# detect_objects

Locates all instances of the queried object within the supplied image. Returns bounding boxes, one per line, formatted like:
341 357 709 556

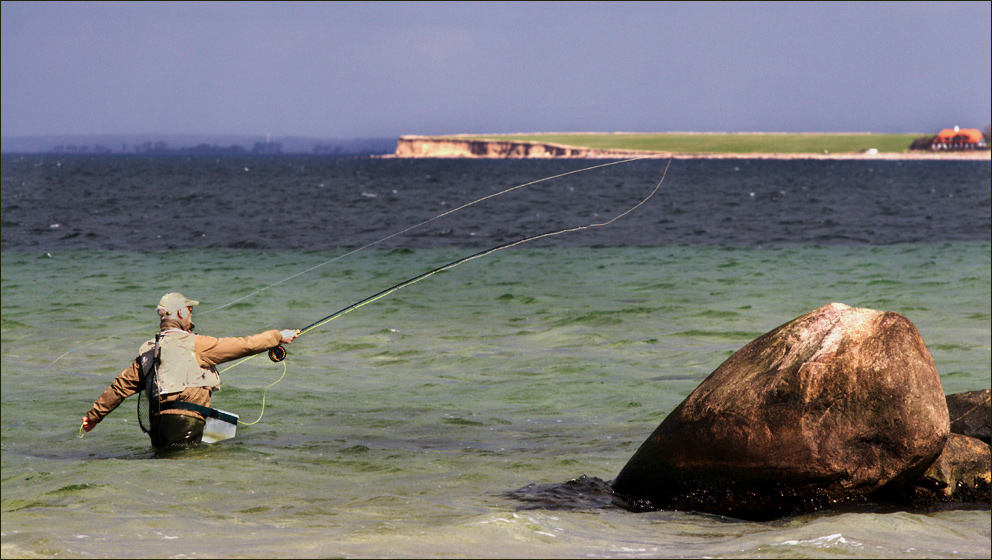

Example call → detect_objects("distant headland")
393 132 992 160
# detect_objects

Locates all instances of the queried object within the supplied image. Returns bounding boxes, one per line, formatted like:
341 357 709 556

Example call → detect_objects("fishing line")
198 156 656 316
235 359 288 426
50 156 653 368
230 157 672 396
297 163 670 338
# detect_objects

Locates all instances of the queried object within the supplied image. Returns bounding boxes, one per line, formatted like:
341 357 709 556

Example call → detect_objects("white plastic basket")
202 409 239 443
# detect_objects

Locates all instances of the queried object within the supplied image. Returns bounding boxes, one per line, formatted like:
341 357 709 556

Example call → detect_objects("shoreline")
391 135 991 161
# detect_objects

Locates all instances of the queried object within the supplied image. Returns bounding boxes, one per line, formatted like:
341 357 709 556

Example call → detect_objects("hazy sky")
2 1 990 139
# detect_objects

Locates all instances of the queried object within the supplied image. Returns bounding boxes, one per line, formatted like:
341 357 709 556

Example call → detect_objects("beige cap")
157 292 200 315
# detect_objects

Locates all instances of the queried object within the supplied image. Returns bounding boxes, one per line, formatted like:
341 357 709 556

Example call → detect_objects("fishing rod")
266 159 672 363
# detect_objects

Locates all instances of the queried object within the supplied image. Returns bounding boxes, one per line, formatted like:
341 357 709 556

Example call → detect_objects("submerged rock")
505 475 619 511
612 303 950 520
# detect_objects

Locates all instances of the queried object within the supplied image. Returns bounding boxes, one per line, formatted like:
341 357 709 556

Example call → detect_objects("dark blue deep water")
2 156 988 251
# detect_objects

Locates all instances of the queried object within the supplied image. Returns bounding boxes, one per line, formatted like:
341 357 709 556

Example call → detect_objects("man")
81 292 298 449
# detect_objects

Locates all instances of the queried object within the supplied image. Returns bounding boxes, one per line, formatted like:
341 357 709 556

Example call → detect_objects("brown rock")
900 433 991 506
612 303 950 520
947 389 991 444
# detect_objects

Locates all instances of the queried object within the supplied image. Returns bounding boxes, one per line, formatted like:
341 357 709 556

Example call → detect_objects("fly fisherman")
80 292 298 449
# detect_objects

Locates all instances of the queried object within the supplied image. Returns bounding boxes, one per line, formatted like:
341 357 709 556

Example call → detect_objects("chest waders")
135 331 239 446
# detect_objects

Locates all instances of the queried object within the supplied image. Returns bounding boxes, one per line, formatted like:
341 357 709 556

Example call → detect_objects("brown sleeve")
85 358 144 425
194 330 283 368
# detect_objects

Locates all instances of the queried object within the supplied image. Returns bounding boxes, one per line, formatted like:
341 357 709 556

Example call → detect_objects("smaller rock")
900 433 991 507
947 389 991 444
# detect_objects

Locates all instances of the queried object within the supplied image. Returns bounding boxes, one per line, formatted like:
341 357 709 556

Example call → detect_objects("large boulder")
612 303 950 520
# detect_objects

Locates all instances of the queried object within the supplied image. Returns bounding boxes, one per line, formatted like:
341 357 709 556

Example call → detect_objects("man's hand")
81 416 95 432
280 329 300 344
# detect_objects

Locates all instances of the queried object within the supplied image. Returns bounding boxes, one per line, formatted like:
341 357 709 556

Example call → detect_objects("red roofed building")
931 126 988 151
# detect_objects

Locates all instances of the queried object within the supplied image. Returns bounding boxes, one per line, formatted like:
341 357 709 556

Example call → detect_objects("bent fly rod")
265 159 672 363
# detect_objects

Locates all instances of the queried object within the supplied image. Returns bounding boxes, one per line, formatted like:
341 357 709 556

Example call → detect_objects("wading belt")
159 402 238 425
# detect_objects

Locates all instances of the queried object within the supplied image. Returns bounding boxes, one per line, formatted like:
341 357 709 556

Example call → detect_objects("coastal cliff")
394 135 645 159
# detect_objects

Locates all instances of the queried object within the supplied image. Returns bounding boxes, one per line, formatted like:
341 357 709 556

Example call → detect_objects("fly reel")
268 345 287 362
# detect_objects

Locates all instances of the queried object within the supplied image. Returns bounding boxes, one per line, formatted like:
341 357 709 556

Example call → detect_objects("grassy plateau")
457 132 925 154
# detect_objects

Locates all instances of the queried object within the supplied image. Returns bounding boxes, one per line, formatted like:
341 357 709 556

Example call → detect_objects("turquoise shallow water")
2 243 989 558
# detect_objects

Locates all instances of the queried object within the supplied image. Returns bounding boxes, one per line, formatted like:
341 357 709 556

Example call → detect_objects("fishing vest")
139 330 221 396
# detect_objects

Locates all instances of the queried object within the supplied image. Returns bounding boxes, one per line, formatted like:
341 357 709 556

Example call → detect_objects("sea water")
1 156 989 558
